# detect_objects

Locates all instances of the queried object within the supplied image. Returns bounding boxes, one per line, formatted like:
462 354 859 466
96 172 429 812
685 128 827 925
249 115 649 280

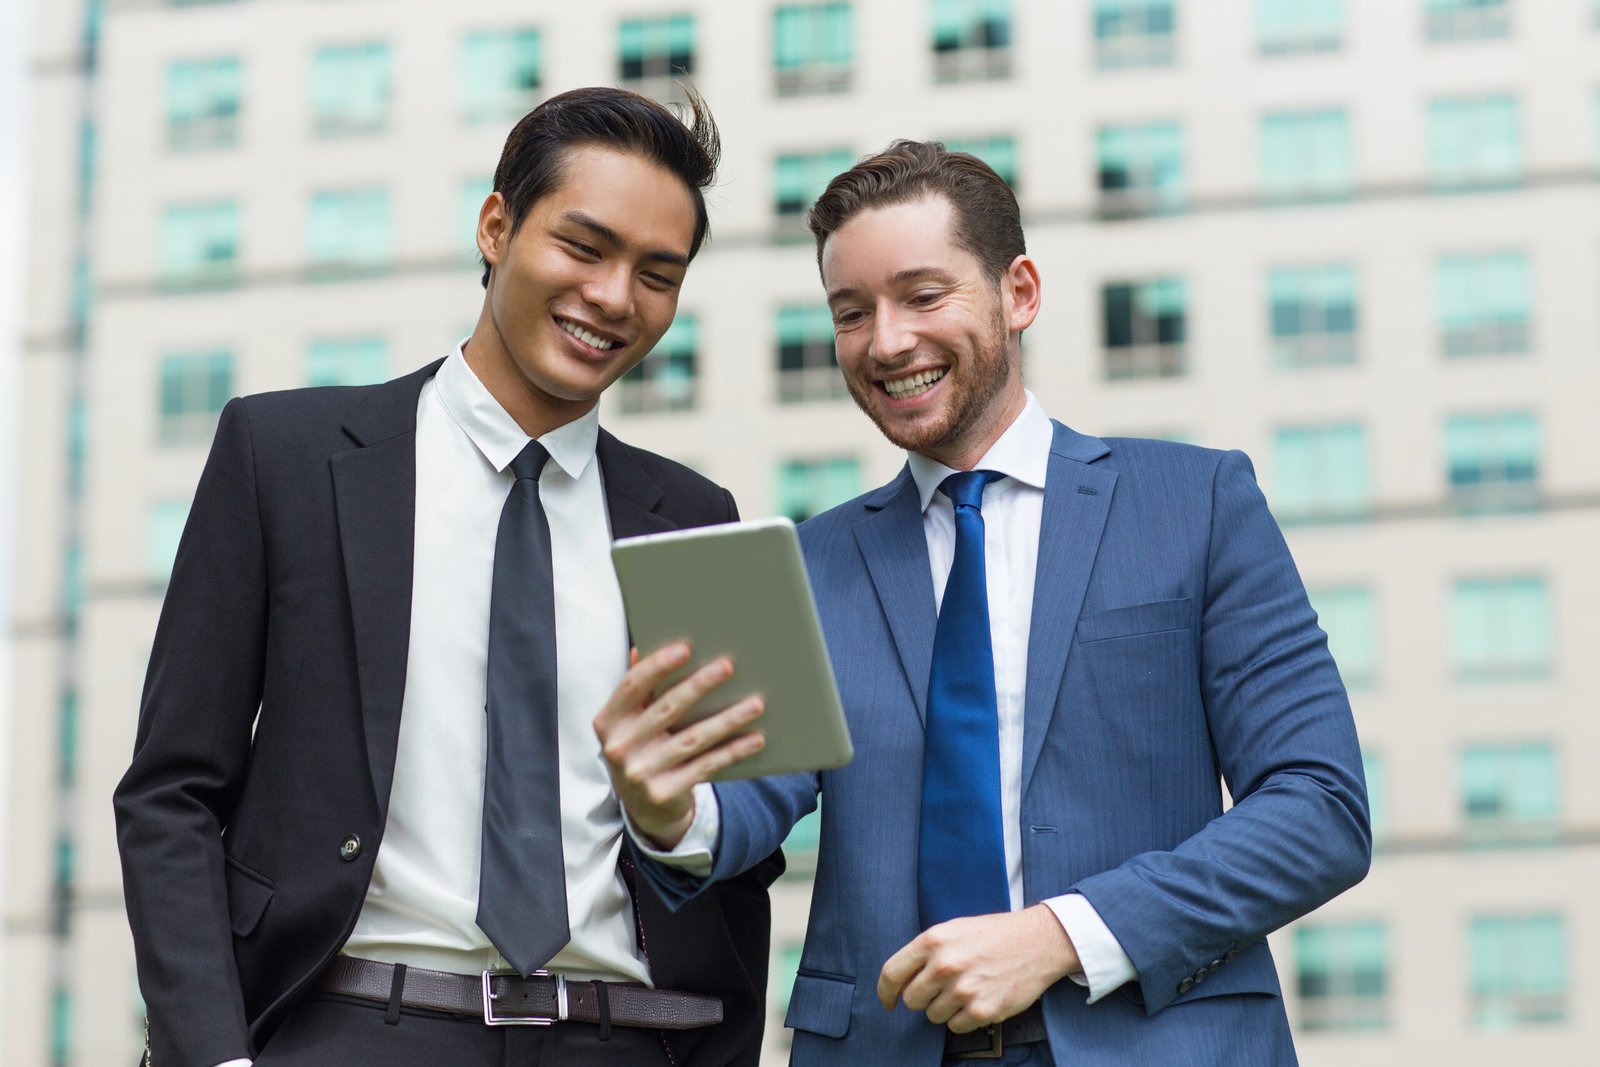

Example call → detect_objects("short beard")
843 305 1014 458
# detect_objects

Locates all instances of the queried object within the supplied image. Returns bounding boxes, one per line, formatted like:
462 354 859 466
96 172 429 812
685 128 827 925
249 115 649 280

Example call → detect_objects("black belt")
315 956 723 1030
944 1002 1048 1060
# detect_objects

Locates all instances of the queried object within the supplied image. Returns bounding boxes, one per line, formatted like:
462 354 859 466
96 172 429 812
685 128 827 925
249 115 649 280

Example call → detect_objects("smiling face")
822 195 1039 469
468 143 697 437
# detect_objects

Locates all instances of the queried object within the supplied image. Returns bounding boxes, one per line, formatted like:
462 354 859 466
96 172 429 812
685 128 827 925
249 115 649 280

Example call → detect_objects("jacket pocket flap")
784 972 854 1038
1077 597 1193 643
224 855 274 938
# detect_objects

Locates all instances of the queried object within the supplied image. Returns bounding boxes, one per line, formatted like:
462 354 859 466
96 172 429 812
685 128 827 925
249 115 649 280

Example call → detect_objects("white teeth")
883 369 946 399
558 318 617 351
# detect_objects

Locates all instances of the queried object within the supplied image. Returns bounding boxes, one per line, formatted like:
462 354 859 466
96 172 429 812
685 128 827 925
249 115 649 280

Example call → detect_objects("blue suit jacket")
643 423 1370 1066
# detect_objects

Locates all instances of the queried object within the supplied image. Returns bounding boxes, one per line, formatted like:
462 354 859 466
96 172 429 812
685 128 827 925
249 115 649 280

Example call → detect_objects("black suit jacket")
114 359 781 1067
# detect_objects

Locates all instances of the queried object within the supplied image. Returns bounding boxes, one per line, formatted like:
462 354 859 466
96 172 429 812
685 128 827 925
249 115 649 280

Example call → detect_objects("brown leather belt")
315 956 723 1030
943 1002 1048 1059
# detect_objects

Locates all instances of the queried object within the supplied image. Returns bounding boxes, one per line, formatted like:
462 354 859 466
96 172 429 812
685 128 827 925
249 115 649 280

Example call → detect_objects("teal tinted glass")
1269 264 1357 365
158 350 233 445
1097 122 1184 208
777 305 835 346
945 134 1018 189
308 188 392 268
774 149 853 216
1429 95 1521 187
461 29 541 123
1256 0 1344 52
311 42 390 134
1435 252 1530 356
1470 914 1566 1026
774 3 853 69
1294 920 1387 1030
1462 743 1558 826
160 201 239 284
1260 109 1352 200
619 314 698 412
778 457 860 521
1445 411 1538 492
1361 751 1385 840
1307 585 1377 687
460 176 493 258
307 337 388 387
166 56 242 148
1271 424 1368 520
1450 576 1550 681
148 499 192 580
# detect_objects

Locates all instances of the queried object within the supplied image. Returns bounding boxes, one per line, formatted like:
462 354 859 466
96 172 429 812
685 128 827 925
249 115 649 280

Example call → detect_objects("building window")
774 2 853 95
931 0 1013 82
1362 751 1386 843
307 336 388 387
1307 585 1377 688
461 29 541 124
618 14 695 100
1428 95 1521 189
776 306 846 403
774 148 853 234
1445 411 1538 510
777 456 860 521
1295 922 1387 1031
1436 252 1530 357
311 42 391 137
616 315 697 414
308 188 392 274
1256 0 1344 55
1470 915 1566 1028
160 200 240 289
1271 423 1368 522
1462 743 1558 843
944 134 1019 192
158 350 233 445
166 56 242 150
1269 264 1357 367
1096 121 1184 217
1102 278 1186 380
148 499 191 581
1260 109 1352 202
1451 576 1550 682
460 176 493 261
1093 0 1176 69
1426 0 1511 43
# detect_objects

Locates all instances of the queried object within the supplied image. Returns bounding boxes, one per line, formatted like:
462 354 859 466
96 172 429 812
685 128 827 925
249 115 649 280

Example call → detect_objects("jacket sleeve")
1070 449 1372 1014
113 398 268 1066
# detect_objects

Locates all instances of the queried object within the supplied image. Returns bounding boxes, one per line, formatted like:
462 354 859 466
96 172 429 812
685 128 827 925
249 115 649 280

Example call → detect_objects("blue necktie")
477 440 569 975
918 469 1009 929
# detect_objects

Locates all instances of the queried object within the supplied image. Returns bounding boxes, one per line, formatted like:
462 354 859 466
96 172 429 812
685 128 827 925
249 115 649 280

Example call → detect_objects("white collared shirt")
340 343 650 983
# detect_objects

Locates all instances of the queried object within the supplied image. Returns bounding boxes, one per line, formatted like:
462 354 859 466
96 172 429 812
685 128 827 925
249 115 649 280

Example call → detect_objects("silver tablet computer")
610 517 853 781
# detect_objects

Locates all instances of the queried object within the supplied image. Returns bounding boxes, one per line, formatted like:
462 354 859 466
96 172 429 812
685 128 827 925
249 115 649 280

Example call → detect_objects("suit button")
1192 969 1207 984
1177 978 1194 994
1209 958 1223 971
339 834 362 861
1225 948 1240 962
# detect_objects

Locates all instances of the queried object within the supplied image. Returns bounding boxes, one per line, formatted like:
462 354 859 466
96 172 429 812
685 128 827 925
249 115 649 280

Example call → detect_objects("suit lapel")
1022 422 1115 791
329 359 440 809
596 429 679 539
853 468 938 725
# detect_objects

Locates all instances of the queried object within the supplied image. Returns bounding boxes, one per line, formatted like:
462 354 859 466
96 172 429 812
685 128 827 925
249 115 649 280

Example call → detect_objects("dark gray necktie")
476 439 568 975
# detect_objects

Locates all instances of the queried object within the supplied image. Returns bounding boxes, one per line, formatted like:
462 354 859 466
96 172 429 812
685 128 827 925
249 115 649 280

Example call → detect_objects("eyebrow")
563 211 691 269
826 266 957 305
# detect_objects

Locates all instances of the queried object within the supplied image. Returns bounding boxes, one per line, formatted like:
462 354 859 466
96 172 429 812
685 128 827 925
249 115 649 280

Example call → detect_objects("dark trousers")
253 993 672 1066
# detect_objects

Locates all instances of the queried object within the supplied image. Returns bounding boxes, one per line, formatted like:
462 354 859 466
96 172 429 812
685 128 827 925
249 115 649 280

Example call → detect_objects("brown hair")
807 140 1024 284
483 84 720 287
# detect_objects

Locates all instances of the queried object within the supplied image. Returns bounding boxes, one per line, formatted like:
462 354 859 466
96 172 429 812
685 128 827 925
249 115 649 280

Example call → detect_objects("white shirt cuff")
623 782 718 878
1043 893 1138 1004
210 1060 252 1067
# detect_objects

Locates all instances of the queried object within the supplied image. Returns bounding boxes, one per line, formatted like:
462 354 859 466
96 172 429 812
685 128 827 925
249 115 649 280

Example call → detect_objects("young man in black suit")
114 86 779 1067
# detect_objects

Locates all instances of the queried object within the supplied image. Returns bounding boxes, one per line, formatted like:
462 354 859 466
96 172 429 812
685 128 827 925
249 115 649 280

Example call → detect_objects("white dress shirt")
214 349 650 1066
641 392 1137 1004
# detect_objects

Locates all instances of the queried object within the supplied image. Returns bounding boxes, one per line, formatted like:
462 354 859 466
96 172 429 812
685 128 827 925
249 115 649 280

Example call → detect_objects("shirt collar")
434 340 600 480
907 390 1052 513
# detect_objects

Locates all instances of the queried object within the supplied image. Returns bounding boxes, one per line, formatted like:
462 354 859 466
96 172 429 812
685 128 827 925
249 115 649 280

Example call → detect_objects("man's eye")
566 240 599 257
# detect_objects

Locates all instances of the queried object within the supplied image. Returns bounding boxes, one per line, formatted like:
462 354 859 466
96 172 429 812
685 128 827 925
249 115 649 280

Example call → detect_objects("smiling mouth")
882 369 946 400
556 317 620 352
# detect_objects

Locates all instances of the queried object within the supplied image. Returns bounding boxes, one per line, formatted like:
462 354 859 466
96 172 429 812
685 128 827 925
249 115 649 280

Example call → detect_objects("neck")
463 311 595 440
919 383 1028 472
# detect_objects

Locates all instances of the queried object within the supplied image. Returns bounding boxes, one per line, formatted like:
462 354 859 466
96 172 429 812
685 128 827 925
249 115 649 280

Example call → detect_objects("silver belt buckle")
481 969 566 1026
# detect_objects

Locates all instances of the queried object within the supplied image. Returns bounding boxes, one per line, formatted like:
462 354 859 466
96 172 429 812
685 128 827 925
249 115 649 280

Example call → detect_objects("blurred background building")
5 0 1598 1064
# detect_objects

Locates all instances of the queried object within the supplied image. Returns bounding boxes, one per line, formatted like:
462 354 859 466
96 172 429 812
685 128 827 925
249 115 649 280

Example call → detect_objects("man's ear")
478 191 509 269
1003 254 1042 334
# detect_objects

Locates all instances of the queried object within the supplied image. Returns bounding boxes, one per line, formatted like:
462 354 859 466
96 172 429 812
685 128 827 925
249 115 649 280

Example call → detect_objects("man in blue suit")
596 141 1371 1065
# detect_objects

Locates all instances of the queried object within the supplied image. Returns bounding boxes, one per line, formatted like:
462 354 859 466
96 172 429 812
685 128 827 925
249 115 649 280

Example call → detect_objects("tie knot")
510 440 550 482
940 469 1001 511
